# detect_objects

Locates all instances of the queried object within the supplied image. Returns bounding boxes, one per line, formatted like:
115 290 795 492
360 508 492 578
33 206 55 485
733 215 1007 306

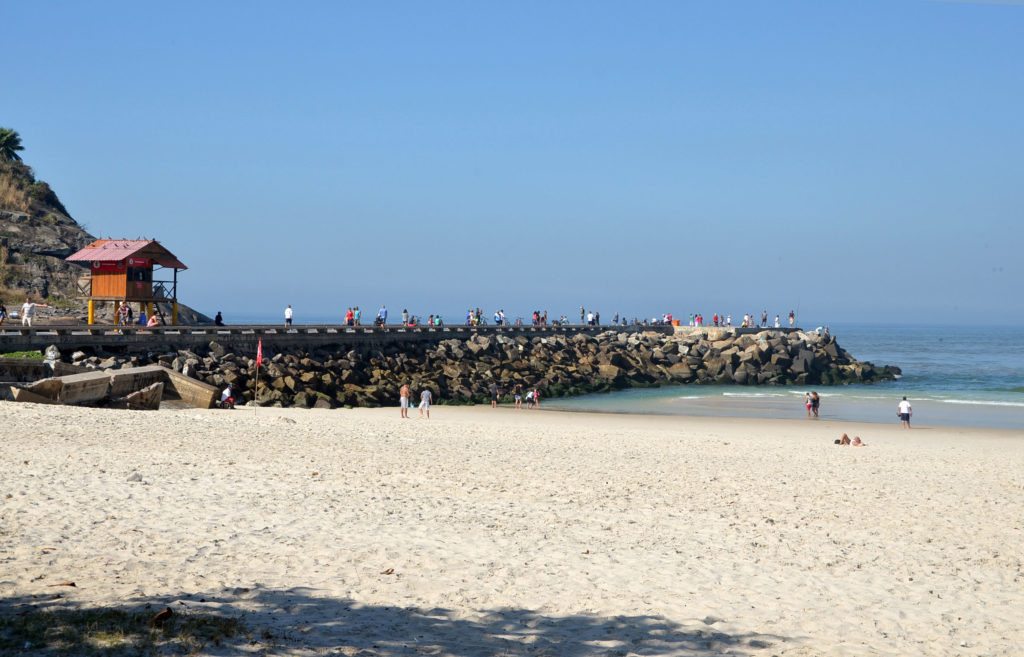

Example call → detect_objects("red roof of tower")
66 239 188 270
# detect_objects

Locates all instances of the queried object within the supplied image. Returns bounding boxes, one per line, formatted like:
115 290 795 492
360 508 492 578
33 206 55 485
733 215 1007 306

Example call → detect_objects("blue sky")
4 0 1022 325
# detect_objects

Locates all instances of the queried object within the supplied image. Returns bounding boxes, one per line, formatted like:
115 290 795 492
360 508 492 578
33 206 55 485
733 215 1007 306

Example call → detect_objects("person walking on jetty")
898 396 913 428
419 388 433 419
0 300 7 325
377 305 387 326
399 383 411 418
21 297 46 327
402 309 409 326
789 310 795 328
284 304 294 327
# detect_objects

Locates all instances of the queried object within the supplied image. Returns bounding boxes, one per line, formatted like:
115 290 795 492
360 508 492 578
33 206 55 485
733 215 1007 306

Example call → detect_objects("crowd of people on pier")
269 303 803 331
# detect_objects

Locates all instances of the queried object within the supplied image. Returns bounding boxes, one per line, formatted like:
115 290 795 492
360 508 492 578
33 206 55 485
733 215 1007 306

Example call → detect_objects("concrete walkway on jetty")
0 322 803 354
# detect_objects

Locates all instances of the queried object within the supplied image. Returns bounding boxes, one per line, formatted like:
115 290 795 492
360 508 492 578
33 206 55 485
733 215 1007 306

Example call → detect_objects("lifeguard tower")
66 239 188 325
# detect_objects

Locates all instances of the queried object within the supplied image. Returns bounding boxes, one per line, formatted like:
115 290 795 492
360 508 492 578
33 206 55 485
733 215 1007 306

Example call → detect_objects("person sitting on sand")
852 436 866 447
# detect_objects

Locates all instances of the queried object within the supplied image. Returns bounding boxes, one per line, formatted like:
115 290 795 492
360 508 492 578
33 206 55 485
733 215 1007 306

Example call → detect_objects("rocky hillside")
0 160 93 305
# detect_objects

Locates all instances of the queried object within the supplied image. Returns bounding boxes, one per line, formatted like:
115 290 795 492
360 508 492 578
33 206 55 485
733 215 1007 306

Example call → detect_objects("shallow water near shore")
545 324 1024 431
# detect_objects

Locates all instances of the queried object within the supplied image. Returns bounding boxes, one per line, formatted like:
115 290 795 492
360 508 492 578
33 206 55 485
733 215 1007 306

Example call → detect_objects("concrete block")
57 370 111 404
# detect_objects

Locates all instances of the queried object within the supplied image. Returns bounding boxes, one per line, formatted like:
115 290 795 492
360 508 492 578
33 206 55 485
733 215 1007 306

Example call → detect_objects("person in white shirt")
21 298 46 327
897 397 913 428
220 385 235 409
284 305 294 327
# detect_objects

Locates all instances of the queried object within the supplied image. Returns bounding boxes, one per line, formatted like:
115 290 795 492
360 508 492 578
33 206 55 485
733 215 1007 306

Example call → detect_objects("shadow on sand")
2 586 793 655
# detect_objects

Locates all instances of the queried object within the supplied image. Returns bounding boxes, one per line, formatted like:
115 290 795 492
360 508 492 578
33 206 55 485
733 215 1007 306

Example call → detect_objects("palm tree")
0 128 25 162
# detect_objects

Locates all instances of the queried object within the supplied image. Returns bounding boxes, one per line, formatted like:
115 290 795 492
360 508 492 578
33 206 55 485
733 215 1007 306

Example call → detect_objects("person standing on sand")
811 391 820 418
285 305 293 327
805 392 812 418
513 383 523 409
490 381 499 408
419 388 433 419
898 396 913 428
399 383 411 418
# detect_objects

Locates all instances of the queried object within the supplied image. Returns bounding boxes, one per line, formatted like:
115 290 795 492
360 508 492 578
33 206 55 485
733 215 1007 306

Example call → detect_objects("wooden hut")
66 239 188 325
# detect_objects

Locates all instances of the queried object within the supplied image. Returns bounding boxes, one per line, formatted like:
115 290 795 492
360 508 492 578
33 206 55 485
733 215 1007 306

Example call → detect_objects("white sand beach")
2 402 1022 656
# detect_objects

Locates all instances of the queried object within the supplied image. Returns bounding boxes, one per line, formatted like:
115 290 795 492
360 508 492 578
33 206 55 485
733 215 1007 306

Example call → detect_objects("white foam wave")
722 392 786 398
938 399 1024 408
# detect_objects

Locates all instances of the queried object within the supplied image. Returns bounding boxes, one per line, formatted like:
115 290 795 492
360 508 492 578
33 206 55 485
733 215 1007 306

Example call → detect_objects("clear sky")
5 0 1022 325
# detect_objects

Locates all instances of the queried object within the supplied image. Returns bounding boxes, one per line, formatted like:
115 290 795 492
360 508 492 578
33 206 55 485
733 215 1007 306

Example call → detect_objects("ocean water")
544 324 1024 431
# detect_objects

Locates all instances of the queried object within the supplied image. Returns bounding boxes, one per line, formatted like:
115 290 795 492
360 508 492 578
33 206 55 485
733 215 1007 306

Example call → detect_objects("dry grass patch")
0 174 29 212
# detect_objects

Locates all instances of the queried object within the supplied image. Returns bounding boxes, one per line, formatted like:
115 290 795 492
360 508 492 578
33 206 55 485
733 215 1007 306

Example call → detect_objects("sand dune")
2 402 1022 655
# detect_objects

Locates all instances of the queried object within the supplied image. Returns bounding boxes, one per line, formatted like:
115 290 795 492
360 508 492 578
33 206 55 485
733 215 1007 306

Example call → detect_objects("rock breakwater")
51 328 899 408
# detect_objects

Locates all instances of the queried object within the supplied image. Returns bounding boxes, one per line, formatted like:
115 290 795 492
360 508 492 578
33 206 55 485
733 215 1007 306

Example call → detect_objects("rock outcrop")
47 329 900 408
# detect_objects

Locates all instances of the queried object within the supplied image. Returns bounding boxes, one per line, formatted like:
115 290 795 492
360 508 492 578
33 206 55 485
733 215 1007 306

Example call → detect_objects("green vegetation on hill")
0 127 24 162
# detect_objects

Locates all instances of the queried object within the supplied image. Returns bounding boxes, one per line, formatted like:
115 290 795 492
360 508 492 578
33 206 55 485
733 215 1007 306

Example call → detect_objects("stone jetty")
33 327 899 408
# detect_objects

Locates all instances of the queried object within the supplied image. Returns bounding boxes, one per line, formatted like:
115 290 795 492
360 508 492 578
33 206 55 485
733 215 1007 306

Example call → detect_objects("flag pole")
253 338 262 415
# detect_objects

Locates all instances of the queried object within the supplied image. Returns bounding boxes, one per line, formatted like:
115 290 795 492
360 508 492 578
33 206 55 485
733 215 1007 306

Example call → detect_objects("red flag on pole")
253 338 263 412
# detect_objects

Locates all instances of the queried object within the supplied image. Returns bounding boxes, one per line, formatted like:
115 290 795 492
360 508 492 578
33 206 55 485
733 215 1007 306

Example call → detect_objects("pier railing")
0 323 678 353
